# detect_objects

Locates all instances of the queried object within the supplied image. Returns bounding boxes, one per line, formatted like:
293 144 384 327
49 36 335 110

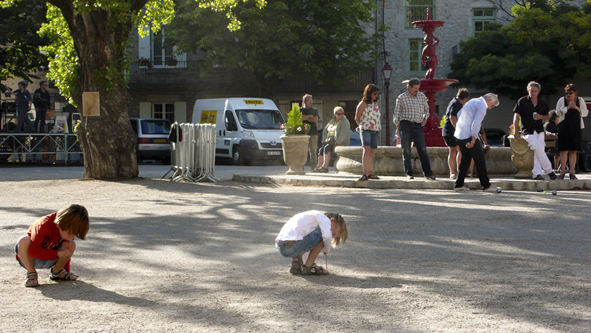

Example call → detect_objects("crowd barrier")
165 123 219 183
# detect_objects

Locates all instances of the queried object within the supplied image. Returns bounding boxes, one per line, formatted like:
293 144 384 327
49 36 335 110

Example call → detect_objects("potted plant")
166 56 178 66
139 57 153 69
508 119 534 178
280 103 310 175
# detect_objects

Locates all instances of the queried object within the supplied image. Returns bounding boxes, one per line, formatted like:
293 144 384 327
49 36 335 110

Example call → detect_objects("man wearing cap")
14 80 35 132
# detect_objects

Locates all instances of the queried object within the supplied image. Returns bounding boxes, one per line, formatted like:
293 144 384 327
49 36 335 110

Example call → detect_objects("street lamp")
382 62 392 146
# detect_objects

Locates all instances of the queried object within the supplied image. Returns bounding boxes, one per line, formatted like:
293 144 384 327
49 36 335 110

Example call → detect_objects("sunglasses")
336 112 344 115
566 92 574 95
372 92 379 95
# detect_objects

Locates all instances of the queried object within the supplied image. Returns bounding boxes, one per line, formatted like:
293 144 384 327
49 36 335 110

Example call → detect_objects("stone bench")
334 146 518 176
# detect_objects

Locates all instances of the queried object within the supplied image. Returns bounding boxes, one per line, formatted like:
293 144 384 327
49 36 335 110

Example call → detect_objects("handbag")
324 136 336 145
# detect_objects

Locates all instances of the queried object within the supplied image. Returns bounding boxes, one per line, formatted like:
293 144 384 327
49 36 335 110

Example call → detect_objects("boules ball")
552 190 557 196
496 187 502 193
537 187 544 192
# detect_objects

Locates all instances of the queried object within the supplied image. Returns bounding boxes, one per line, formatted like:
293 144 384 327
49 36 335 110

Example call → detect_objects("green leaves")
449 2 591 99
168 0 379 96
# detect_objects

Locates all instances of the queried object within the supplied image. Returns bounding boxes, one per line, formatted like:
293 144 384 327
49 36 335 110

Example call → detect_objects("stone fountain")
333 9 516 176
412 8 458 147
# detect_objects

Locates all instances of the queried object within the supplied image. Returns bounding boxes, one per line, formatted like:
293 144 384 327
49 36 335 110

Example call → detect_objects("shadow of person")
39 280 157 307
301 274 402 289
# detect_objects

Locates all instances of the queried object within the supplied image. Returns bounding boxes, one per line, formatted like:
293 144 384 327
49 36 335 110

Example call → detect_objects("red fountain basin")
419 79 458 93
413 20 445 29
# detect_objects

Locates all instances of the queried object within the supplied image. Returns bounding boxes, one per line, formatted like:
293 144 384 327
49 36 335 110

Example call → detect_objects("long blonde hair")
324 213 347 247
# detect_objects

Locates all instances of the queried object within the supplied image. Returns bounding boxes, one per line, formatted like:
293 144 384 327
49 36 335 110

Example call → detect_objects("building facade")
127 0 590 144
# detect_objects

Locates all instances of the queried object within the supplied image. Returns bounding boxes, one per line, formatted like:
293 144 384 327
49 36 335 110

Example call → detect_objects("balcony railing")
129 60 375 92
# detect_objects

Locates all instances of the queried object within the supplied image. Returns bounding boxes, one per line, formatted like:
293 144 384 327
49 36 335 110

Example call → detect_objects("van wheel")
232 146 241 165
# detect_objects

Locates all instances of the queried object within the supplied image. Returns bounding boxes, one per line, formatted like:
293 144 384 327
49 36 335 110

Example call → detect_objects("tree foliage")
449 1 591 100
0 0 50 91
168 0 381 96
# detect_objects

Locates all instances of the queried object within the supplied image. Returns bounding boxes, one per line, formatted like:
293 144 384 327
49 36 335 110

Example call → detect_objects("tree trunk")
50 1 144 179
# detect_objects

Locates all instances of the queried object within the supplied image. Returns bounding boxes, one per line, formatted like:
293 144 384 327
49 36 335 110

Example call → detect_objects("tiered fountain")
412 8 458 147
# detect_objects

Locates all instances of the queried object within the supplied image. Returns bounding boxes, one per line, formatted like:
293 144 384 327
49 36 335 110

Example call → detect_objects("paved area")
1 164 590 332
1 163 590 192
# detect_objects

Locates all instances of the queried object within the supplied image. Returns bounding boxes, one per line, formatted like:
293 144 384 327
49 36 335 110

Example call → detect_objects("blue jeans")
360 129 380 149
278 229 323 258
399 121 432 177
15 241 63 269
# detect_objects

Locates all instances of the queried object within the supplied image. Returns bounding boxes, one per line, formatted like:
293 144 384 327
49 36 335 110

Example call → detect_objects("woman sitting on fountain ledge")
313 106 350 173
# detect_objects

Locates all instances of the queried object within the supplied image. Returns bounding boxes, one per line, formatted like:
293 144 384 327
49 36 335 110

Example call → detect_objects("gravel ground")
1 172 590 332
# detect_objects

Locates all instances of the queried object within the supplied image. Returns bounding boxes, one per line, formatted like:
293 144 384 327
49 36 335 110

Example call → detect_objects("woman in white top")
275 211 348 275
355 84 381 181
555 83 588 180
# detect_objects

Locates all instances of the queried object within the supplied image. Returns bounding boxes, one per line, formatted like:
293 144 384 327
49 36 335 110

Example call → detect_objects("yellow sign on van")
200 110 217 124
244 100 264 105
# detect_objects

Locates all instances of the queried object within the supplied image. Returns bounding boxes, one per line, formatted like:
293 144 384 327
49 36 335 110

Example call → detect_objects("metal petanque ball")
537 187 544 192
496 187 502 193
552 190 557 196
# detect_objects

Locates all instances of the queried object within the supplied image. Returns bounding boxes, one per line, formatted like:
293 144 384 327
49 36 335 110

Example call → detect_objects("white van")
192 98 285 165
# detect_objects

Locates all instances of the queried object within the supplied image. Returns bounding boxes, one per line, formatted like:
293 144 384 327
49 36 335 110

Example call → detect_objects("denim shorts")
15 241 63 269
360 129 380 149
278 228 323 258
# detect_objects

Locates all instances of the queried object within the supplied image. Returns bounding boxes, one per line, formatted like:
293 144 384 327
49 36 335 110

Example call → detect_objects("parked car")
484 128 506 147
129 118 171 164
349 129 362 146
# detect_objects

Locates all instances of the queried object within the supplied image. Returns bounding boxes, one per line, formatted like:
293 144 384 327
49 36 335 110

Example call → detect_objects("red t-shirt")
26 213 62 261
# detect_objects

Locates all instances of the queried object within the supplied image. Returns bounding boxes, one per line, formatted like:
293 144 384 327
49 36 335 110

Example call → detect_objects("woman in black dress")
555 84 589 180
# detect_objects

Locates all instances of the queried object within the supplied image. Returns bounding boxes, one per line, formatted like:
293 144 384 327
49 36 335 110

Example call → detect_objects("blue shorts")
278 228 323 258
360 129 380 149
15 241 63 269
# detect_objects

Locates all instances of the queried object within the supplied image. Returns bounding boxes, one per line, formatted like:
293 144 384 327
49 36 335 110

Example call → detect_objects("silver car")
130 118 171 164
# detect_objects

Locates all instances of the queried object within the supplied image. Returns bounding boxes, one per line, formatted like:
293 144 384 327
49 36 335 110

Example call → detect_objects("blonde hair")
333 106 344 115
324 213 347 247
55 204 90 240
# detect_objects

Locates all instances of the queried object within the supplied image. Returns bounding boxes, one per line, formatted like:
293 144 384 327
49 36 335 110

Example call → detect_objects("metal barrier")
165 123 219 183
0 133 82 164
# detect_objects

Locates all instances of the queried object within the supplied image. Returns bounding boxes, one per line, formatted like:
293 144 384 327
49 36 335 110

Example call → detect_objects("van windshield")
235 109 284 130
140 119 171 134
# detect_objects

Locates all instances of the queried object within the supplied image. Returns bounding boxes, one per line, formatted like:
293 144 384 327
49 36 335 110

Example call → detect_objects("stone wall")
335 146 517 175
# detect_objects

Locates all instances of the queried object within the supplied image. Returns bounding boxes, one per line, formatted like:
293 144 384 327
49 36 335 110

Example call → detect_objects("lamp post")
382 62 392 146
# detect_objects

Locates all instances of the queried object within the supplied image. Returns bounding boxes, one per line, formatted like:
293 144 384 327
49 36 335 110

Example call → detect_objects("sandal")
358 174 369 181
302 263 329 275
569 173 578 180
558 173 565 180
290 257 302 274
50 268 78 282
25 272 39 287
368 174 380 180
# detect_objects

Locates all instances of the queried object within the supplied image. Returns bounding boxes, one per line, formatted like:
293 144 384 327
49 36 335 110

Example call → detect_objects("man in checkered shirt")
394 78 435 180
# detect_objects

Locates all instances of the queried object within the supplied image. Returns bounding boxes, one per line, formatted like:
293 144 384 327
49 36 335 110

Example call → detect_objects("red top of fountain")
412 20 445 29
412 8 444 29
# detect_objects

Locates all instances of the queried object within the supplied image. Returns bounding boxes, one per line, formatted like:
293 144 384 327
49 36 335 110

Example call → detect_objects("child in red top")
15 204 89 287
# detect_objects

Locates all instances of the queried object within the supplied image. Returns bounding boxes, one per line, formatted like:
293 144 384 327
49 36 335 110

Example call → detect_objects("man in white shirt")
453 93 499 192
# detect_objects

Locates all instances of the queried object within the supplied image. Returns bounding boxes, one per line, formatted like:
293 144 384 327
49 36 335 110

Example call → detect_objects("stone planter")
281 134 310 175
335 146 517 175
509 137 534 179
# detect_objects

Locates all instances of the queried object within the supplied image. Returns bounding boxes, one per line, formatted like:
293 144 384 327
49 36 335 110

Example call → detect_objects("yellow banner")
200 110 217 124
244 100 264 105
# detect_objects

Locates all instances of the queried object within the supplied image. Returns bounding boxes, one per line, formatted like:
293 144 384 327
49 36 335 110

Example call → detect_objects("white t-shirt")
275 210 332 255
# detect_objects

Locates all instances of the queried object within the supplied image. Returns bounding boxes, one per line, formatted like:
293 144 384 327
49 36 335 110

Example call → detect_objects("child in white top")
275 210 348 275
